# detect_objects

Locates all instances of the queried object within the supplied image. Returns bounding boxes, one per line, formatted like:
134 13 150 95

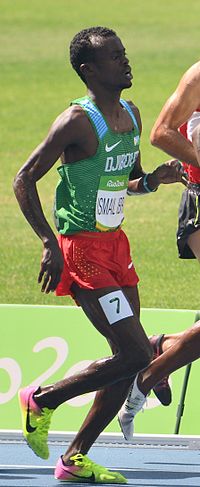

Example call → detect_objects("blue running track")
0 431 200 486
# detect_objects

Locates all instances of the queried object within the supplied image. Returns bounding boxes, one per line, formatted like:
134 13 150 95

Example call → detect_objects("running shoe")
54 453 127 483
149 334 172 406
118 374 146 441
18 386 54 459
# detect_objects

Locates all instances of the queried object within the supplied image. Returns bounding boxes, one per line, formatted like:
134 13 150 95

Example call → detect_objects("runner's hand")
154 159 188 186
38 243 64 293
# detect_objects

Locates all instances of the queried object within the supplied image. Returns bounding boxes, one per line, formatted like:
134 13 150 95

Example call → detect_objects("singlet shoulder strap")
71 96 108 140
120 99 139 130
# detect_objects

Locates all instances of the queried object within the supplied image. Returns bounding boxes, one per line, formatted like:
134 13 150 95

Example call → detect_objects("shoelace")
70 454 123 481
36 408 53 434
71 454 108 473
125 393 146 415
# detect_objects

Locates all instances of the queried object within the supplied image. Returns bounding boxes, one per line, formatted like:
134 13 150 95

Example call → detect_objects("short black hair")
69 26 117 83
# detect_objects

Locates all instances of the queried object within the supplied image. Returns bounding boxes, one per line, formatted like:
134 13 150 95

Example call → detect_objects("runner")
118 61 200 441
14 26 186 482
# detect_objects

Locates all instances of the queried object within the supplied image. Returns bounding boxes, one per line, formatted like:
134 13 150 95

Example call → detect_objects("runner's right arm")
13 106 92 293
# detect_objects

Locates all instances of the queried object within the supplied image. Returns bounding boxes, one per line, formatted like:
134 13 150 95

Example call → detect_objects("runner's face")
91 36 133 90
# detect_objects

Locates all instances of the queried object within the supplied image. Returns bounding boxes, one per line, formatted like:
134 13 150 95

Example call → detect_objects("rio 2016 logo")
0 336 95 407
0 334 170 409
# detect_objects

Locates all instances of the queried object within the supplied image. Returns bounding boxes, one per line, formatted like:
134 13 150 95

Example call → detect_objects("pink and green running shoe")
18 386 53 459
54 453 127 483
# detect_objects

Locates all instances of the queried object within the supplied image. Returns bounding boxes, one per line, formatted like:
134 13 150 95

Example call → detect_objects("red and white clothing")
179 109 200 182
177 109 200 259
56 229 139 297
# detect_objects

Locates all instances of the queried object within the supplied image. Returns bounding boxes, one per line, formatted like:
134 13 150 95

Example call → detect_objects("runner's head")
69 27 132 90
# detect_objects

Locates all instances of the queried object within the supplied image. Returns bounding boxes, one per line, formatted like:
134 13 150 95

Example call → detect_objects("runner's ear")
80 63 93 80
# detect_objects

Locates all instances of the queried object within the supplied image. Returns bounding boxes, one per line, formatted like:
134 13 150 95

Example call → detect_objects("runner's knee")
186 321 200 346
119 342 153 379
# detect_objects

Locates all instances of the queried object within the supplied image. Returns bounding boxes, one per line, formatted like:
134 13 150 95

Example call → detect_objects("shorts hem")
55 277 139 297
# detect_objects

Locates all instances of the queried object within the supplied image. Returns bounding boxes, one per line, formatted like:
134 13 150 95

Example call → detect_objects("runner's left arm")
128 156 188 195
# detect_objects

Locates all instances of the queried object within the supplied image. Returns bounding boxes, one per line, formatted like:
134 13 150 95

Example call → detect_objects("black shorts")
177 187 200 259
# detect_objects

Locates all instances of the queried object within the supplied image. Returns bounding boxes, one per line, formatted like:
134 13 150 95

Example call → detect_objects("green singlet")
54 96 140 234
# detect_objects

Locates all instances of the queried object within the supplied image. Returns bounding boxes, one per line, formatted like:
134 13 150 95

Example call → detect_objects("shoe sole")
117 413 132 442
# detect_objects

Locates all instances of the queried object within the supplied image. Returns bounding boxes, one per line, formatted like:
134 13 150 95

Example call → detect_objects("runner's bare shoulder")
125 100 142 133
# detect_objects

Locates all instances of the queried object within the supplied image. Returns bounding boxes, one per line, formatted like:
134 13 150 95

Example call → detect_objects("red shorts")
55 229 139 297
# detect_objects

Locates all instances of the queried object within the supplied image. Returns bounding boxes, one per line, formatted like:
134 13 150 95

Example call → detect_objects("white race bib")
95 175 128 231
